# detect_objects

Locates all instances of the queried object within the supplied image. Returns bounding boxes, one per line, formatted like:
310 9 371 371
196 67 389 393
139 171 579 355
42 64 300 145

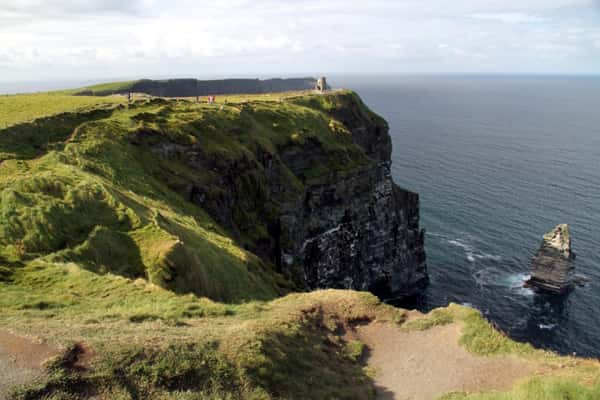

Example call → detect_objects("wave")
506 273 530 288
446 238 502 263
471 269 534 298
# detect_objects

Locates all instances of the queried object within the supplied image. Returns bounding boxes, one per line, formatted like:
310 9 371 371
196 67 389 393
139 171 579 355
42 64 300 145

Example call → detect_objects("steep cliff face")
279 163 427 297
275 96 427 298
151 91 428 299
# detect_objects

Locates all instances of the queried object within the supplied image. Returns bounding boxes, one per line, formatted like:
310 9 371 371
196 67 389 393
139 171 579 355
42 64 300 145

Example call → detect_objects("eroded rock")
527 224 575 294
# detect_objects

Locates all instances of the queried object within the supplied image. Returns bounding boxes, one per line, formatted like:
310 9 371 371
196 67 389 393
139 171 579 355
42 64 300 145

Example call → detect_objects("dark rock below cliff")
527 224 575 294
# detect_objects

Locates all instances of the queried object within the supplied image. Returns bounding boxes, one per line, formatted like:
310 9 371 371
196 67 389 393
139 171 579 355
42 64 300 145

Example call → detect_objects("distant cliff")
75 77 318 97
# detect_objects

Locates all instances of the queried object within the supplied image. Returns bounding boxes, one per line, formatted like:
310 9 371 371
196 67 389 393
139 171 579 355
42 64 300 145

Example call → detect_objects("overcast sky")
1 0 600 83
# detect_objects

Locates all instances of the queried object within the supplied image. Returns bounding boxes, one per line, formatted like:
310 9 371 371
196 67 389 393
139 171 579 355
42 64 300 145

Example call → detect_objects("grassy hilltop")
0 88 375 301
0 86 599 399
0 93 125 129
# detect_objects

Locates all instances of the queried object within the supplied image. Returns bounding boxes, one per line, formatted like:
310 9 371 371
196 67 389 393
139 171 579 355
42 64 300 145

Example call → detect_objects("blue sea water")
336 75 600 359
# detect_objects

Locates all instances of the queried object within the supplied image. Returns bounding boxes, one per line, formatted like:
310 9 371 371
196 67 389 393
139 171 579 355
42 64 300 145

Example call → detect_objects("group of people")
195 95 218 104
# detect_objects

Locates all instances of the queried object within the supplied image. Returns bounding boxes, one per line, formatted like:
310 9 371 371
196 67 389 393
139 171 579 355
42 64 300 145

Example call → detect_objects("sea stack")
527 224 575 294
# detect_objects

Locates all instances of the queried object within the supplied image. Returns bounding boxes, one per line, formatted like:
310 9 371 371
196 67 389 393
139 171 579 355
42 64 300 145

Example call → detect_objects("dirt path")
0 330 60 399
355 322 541 400
0 322 541 400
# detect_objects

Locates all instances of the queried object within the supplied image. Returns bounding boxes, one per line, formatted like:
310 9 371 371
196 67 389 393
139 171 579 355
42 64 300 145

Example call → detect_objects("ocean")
336 75 600 359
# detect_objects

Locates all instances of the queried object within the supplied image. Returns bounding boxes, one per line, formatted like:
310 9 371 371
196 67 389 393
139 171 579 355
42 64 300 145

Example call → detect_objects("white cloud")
0 0 156 17
469 12 547 24
0 0 598 81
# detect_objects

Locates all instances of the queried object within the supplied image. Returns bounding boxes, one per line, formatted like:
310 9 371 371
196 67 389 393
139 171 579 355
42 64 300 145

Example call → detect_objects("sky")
1 0 600 83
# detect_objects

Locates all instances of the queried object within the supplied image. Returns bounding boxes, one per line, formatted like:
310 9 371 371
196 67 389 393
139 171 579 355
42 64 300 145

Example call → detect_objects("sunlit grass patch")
401 308 454 331
440 378 600 400
0 93 123 128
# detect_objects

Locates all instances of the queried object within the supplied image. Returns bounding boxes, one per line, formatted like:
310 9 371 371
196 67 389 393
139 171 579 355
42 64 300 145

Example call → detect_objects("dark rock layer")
279 163 427 298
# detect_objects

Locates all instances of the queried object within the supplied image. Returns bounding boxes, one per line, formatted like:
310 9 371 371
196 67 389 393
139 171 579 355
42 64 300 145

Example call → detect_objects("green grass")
0 90 378 304
441 378 600 400
0 91 375 302
391 303 600 399
0 93 124 129
401 308 454 331
345 340 366 362
451 304 535 356
70 80 138 96
433 303 600 399
3 287 397 400
401 304 533 355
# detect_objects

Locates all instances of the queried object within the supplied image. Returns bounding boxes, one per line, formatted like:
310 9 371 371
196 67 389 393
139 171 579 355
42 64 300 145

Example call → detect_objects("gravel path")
356 322 542 400
0 330 60 399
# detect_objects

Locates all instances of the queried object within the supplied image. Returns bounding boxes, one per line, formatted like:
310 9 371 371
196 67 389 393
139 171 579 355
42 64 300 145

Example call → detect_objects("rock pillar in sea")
527 224 575 294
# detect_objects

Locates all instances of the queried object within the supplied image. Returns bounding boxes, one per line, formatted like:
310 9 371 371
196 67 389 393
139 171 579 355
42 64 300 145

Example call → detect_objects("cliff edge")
279 94 428 298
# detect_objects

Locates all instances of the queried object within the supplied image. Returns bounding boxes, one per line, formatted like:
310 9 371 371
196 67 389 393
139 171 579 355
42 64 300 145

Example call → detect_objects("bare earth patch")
355 322 542 400
0 330 61 399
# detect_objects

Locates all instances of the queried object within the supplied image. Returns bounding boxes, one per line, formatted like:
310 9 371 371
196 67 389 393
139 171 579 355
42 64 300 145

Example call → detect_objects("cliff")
0 89 426 301
74 77 318 97
149 92 428 299
278 95 428 297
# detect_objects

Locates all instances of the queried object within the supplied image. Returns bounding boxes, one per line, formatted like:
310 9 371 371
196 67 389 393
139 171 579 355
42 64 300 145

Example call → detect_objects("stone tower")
316 77 327 92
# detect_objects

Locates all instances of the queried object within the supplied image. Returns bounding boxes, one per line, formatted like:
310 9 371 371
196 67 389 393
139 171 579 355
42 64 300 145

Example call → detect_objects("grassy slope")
0 90 372 302
0 93 125 129
3 283 405 399
68 81 138 96
4 274 600 399
1 86 599 399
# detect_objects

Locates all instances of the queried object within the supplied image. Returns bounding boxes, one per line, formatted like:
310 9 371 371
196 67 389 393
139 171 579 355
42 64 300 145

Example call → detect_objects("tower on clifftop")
316 77 327 92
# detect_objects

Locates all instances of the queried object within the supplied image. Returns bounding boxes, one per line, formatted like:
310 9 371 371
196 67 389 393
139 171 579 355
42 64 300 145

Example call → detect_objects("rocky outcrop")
527 224 575 294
